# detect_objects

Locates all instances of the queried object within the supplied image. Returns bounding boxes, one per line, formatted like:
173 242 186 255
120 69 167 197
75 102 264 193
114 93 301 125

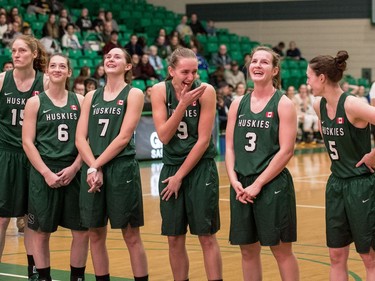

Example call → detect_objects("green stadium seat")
198 69 209 83
78 58 94 68
146 79 158 87
132 79 146 91
68 49 83 59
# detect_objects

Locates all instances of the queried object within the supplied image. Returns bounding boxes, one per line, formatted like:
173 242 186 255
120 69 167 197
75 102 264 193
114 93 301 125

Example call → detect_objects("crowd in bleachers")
0 0 372 144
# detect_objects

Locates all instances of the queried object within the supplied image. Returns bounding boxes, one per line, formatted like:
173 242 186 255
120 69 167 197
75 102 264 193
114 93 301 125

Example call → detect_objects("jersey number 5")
328 140 339 160
245 132 257 152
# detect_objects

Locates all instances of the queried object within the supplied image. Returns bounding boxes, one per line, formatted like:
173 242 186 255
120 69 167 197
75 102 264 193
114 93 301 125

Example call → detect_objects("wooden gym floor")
0 146 367 280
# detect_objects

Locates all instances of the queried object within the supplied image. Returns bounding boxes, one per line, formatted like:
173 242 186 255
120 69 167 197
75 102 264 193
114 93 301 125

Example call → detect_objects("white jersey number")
245 132 257 152
177 121 188 139
58 124 69 142
328 140 339 160
98 119 109 137
11 109 24 126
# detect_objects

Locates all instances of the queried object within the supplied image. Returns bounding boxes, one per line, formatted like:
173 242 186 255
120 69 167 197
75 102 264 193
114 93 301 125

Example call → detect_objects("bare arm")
22 97 61 188
225 97 245 198
151 82 206 144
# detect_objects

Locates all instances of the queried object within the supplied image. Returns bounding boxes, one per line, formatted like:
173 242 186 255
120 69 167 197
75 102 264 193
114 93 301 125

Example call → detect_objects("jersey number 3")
245 132 257 152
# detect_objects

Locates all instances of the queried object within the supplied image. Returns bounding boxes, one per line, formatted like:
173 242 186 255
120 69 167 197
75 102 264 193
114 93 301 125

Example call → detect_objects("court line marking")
0 272 60 280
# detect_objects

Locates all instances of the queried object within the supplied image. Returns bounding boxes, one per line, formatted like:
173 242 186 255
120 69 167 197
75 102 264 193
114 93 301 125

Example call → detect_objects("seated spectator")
240 53 251 76
211 44 232 70
176 15 193 41
132 54 142 80
21 26 33 36
40 35 62 55
138 54 159 81
84 77 98 95
233 82 247 99
42 14 60 39
76 66 91 82
72 78 85 95
340 81 359 95
356 85 370 104
218 80 234 110
61 23 82 50
101 21 113 44
209 65 225 89
144 86 152 103
75 8 93 34
205 20 217 36
2 60 13 71
92 8 106 33
191 46 209 71
154 35 169 59
224 60 246 89
26 0 51 15
217 95 228 132
295 84 319 143
272 41 285 57
92 64 106 87
2 22 21 47
154 28 167 44
286 41 303 60
124 34 144 56
0 13 8 41
148 45 164 79
105 11 118 32
58 17 68 37
7 7 20 23
189 13 207 36
166 36 182 61
102 30 120 55
49 0 64 15
59 8 73 24
137 35 149 54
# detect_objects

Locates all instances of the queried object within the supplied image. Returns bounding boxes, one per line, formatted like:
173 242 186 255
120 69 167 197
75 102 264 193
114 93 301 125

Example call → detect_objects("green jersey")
162 80 216 165
0 70 44 150
320 93 371 178
88 85 135 158
234 90 283 176
35 91 80 164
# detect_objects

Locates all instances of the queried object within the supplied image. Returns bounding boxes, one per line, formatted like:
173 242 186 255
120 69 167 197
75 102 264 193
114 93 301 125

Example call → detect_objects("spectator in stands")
26 0 51 15
138 53 159 81
137 36 149 55
148 45 164 79
205 20 217 36
219 80 234 110
49 0 64 14
154 35 169 59
217 95 228 132
124 34 144 56
75 8 93 34
42 14 60 39
102 30 120 55
340 81 359 95
2 22 21 47
59 8 73 24
272 41 285 57
105 11 118 32
92 8 106 33
132 54 142 80
21 26 33 36
191 45 209 71
209 65 226 89
40 35 62 55
72 78 85 95
176 15 193 41
92 64 106 87
76 66 91 82
101 21 113 44
224 60 246 89
7 7 20 23
144 85 152 103
2 61 13 71
84 77 98 95
295 84 319 143
189 13 207 36
166 36 182 61
286 41 303 60
211 44 232 70
154 28 167 44
240 53 251 76
356 85 369 104
58 17 69 37
0 13 8 41
233 82 247 99
61 23 82 50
